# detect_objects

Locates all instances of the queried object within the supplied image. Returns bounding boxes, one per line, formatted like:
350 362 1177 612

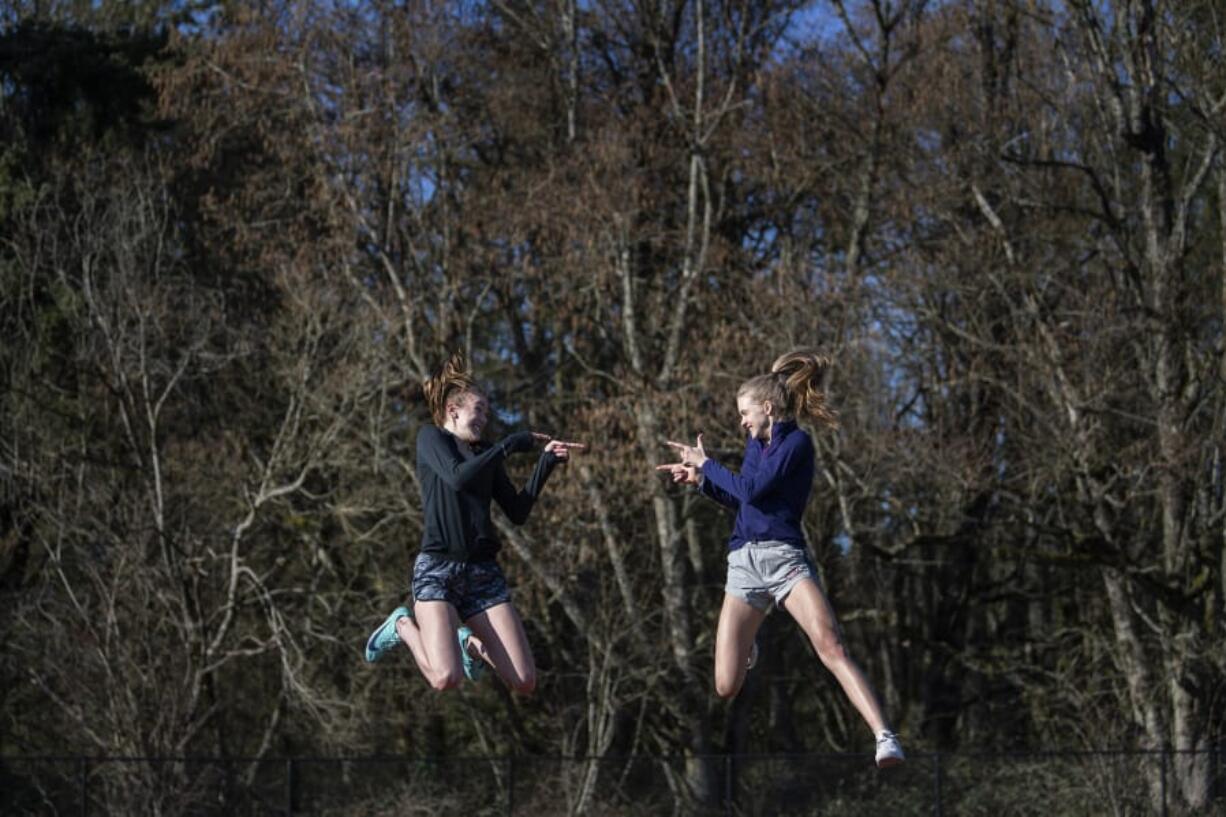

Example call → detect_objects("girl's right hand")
655 463 699 485
544 438 587 462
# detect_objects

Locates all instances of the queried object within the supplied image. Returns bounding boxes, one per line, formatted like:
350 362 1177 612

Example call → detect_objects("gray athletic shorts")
725 540 817 611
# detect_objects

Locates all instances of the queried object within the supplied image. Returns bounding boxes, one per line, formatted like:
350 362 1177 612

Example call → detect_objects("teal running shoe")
457 626 485 681
365 606 411 663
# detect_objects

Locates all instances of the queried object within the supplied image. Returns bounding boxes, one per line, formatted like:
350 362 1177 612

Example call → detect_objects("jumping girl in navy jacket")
658 349 905 768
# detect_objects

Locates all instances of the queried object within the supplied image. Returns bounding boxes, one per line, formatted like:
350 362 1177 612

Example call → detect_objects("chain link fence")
2 749 1222 816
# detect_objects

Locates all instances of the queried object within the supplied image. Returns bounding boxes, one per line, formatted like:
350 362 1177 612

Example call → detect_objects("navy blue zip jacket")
698 419 814 550
417 425 558 562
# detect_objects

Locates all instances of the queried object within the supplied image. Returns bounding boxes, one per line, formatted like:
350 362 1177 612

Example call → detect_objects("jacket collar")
757 419 797 453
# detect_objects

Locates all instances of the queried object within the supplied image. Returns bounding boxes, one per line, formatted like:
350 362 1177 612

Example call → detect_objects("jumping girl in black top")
365 353 584 692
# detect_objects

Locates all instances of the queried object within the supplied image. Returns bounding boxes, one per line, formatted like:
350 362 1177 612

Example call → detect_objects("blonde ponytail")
738 349 839 430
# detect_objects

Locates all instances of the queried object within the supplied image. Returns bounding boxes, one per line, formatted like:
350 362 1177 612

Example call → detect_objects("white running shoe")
875 731 905 768
746 641 759 670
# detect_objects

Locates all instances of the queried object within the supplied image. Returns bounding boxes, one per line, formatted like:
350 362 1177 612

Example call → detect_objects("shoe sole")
364 623 391 662
876 755 905 769
365 609 410 662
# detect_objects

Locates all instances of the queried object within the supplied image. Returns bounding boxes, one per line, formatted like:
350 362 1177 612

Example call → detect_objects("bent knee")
714 674 742 700
509 671 537 695
429 669 463 691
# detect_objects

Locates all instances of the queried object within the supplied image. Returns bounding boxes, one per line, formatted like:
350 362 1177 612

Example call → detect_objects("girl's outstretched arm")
699 433 811 503
418 425 518 490
493 438 586 524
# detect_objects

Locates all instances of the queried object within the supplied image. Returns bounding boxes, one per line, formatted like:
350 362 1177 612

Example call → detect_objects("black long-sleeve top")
416 425 559 562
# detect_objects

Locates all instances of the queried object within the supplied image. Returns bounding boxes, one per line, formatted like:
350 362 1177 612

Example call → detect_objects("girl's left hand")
664 433 707 469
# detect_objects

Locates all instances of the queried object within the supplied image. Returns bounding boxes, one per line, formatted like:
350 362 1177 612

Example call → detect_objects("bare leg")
781 578 890 734
713 594 769 699
464 602 536 694
396 600 464 691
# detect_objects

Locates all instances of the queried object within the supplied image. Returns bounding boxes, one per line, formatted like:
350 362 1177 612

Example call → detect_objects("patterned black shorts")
412 552 512 621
